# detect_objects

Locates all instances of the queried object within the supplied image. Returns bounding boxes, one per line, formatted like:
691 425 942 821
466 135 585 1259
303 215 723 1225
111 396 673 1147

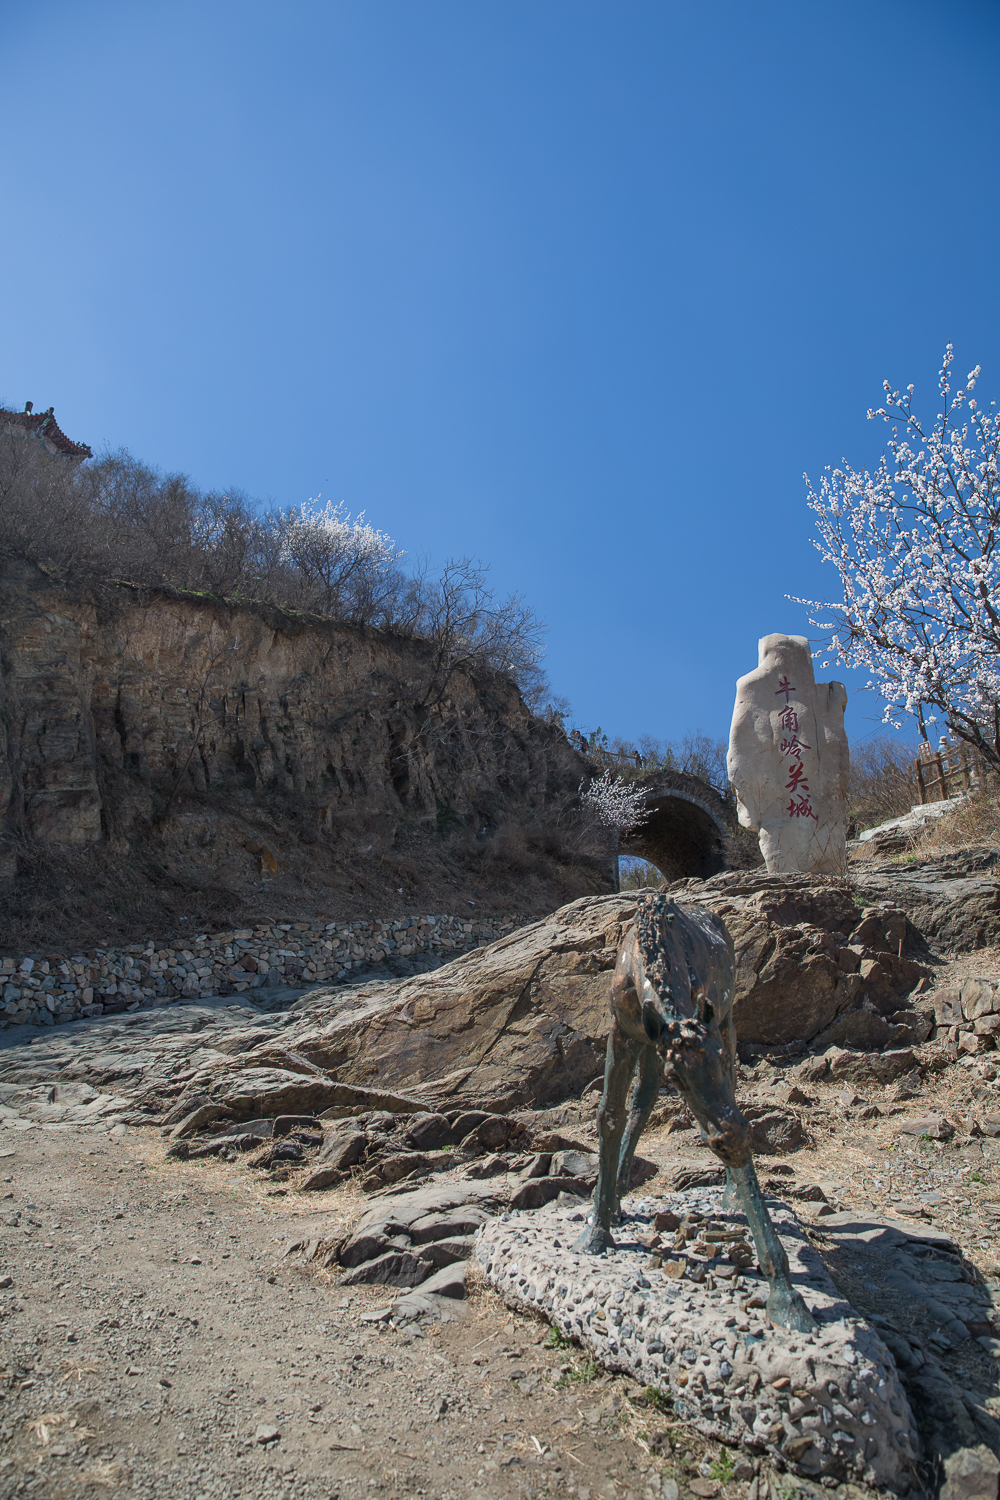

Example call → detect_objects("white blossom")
791 345 1000 766
276 496 403 618
280 496 400 576
580 770 648 836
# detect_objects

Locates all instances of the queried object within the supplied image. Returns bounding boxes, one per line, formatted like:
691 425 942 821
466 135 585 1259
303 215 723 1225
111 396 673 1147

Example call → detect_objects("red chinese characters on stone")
784 761 809 792
779 735 810 758
775 677 818 820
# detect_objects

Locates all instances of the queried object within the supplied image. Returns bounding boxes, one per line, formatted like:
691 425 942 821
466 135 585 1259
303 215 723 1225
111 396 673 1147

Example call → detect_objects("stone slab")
475 1185 918 1491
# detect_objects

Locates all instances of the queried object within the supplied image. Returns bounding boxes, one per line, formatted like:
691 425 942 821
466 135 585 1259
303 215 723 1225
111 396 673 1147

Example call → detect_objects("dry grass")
0 796 611 953
909 782 1000 854
441 811 611 907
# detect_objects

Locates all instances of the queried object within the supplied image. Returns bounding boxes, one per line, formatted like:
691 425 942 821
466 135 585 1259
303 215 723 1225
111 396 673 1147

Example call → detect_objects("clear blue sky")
3 0 999 750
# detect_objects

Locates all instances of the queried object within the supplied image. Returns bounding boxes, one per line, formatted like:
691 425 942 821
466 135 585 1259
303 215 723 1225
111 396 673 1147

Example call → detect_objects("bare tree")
409 557 546 712
0 417 550 705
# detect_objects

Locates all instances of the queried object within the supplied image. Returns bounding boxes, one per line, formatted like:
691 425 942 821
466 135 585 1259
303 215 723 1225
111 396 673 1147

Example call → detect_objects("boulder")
339 1229 406 1268
550 1148 598 1180
459 1114 524 1152
188 882 937 1119
271 1114 322 1137
217 896 639 1113
408 1208 491 1244
855 851 1000 952
350 1181 507 1244
448 1110 492 1137
794 1055 830 1083
419 1237 474 1270
941 1445 1000 1500
213 1071 426 1120
825 1047 919 1084
146 863 1000 1133
702 883 931 1050
404 1112 454 1151
743 1106 804 1155
366 1152 444 1187
811 1005 907 1052
418 1261 468 1299
339 1250 432 1287
299 1121 368 1191
899 1113 954 1141
962 981 998 1020
509 1176 589 1210
169 1103 235 1140
466 1153 510 1179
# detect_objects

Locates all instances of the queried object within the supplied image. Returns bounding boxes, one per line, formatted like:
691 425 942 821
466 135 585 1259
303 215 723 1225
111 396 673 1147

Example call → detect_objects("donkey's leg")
616 1041 659 1205
573 1020 637 1255
718 1005 743 1214
729 1159 815 1332
670 1020 815 1332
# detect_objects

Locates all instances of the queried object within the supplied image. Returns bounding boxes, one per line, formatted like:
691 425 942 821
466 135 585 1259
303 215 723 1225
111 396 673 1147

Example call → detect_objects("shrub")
909 781 1000 853
847 736 919 835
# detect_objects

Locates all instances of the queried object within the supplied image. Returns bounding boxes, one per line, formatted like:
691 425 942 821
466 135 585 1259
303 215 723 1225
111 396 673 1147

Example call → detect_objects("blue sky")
3 0 999 751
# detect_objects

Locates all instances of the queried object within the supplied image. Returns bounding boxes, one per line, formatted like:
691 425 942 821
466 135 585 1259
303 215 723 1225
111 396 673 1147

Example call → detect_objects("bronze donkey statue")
574 893 815 1333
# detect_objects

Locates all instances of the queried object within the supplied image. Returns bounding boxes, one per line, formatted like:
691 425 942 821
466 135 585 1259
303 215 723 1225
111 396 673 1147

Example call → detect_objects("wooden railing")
914 737 985 805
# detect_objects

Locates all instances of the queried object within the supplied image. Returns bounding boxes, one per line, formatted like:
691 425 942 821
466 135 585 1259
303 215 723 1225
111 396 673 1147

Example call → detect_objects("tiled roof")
3 405 92 459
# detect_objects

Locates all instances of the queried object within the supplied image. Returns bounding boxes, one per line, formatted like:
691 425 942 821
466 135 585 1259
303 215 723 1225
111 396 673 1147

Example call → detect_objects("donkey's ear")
612 968 639 1006
692 984 714 1027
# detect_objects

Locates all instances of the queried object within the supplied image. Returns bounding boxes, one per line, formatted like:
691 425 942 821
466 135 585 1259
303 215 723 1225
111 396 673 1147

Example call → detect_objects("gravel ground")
4 948 1000 1499
0 1123 689 1500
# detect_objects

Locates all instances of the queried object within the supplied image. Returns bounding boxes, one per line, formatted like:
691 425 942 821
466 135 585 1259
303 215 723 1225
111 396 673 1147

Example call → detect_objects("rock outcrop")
678 872 935 1054
0 560 580 857
855 849 1000 953
133 863 979 1127
202 896 636 1114
0 559 608 940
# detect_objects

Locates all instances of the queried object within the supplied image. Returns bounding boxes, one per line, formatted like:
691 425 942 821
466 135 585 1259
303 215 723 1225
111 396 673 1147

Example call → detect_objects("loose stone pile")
0 910 532 1030
476 1188 919 1492
931 978 1000 1058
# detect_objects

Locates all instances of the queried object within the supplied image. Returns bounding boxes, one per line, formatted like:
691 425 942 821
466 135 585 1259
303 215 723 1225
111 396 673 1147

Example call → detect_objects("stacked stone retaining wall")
1 912 537 1030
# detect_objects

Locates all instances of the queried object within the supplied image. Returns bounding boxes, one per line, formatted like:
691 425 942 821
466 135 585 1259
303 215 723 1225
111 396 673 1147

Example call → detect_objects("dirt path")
5 948 1000 1499
0 1123 698 1500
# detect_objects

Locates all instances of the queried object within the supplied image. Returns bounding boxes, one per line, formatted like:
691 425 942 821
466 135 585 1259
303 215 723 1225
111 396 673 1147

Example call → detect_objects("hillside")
0 560 610 950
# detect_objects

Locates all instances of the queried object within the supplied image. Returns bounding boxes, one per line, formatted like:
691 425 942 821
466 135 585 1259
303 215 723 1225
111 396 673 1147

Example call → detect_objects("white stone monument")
727 633 849 876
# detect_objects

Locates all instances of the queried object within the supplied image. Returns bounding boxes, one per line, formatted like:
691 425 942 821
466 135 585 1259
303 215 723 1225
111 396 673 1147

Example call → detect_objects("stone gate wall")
0 910 538 1030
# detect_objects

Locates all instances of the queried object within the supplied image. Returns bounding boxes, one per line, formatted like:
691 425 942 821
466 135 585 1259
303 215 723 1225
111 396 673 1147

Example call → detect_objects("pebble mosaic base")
476 1187 919 1492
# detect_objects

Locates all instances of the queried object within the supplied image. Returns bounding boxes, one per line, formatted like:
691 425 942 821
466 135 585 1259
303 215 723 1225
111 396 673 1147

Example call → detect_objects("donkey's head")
627 894 731 1038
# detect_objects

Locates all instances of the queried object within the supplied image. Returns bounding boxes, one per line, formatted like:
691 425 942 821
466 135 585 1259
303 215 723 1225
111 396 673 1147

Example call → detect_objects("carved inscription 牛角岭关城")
729 634 848 874
775 675 817 822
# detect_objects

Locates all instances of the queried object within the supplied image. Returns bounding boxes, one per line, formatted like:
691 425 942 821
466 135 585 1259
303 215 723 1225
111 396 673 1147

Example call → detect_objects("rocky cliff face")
0 561 602 945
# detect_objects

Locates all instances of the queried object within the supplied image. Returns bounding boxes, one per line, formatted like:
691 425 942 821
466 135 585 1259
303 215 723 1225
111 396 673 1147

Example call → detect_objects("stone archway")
619 774 731 883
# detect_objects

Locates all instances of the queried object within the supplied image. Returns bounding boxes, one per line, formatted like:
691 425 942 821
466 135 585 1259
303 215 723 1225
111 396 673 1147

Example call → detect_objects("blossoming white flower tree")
580 770 648 838
278 497 402 619
795 346 1000 769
